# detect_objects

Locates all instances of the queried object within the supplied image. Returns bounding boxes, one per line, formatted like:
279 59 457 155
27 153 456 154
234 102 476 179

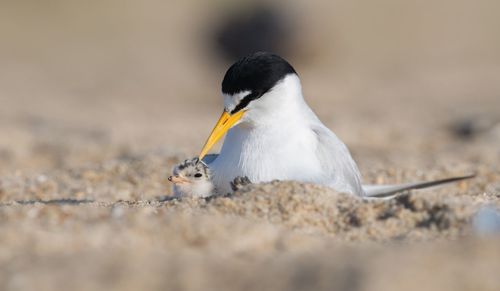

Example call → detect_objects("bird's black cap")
222 52 296 114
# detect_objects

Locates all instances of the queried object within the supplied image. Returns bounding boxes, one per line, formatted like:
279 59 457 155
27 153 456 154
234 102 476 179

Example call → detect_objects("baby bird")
168 158 214 198
168 158 252 198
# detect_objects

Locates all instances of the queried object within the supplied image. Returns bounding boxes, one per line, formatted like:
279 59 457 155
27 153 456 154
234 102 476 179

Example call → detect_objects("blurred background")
0 0 499 174
1 2 500 291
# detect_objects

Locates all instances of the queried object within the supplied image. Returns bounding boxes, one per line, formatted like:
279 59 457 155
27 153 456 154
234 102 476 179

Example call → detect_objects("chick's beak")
198 110 245 160
168 175 190 184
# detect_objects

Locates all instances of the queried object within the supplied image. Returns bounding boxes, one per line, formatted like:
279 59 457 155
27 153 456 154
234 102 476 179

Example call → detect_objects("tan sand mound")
0 157 499 291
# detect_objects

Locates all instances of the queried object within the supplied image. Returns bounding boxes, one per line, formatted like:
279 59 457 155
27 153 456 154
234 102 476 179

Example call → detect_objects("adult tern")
196 52 474 197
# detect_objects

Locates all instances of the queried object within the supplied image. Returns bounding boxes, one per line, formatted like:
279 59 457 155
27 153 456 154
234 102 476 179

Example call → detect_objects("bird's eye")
194 173 203 178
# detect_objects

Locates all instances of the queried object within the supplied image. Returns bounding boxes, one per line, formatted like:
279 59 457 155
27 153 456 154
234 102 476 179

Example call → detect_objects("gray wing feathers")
312 125 365 196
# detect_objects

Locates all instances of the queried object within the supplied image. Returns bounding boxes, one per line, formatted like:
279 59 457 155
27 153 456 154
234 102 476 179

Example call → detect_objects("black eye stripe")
230 91 262 114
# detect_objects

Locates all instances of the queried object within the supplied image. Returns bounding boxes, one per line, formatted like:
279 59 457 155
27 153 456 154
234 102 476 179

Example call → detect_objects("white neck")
241 74 318 128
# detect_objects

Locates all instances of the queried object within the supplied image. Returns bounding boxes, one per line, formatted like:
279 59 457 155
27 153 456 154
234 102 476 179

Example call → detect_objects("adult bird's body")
201 52 364 195
198 52 474 197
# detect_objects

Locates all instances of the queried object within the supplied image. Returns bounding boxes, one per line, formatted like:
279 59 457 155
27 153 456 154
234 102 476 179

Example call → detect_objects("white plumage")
209 74 364 195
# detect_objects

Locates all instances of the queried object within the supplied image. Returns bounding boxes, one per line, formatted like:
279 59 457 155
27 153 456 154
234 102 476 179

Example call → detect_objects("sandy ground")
1 1 500 290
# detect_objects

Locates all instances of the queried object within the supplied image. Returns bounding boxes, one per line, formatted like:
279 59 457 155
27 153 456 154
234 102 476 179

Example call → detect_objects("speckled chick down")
169 158 215 198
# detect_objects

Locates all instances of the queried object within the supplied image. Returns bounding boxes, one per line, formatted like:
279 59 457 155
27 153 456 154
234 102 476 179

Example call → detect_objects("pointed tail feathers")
362 174 476 198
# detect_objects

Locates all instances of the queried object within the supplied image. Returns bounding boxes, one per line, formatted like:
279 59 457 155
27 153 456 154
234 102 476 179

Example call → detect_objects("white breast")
210 122 329 194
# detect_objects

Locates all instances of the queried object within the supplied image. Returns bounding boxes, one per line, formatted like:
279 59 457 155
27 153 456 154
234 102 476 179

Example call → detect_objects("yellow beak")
198 110 245 160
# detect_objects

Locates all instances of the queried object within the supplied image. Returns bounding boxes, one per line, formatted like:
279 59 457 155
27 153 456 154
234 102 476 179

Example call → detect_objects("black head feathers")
221 52 296 114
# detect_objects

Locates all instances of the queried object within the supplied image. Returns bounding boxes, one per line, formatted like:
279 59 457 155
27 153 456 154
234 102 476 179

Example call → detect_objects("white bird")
196 52 474 197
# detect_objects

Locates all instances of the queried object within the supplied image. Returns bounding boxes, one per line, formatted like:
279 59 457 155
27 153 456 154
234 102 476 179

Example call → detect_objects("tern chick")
168 158 214 198
168 158 252 198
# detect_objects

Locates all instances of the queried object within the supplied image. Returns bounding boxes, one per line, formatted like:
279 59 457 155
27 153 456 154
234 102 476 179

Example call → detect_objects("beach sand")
1 1 499 290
